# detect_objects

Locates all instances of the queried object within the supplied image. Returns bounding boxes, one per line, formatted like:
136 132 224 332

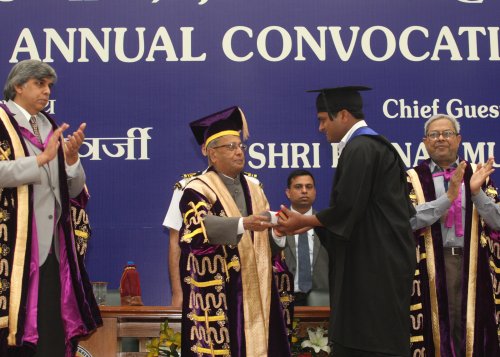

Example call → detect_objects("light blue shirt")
410 159 500 247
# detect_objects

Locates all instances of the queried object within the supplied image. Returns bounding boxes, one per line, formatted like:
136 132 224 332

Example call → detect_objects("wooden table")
78 306 330 357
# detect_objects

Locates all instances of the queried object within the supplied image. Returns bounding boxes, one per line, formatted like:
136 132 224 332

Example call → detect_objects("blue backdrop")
1 0 499 305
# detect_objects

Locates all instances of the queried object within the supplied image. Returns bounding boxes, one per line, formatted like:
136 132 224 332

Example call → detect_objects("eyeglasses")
211 142 248 152
426 130 457 140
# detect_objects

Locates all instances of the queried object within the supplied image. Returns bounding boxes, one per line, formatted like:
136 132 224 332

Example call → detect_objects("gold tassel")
238 107 250 141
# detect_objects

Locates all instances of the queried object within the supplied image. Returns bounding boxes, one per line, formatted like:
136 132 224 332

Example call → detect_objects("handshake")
242 205 315 236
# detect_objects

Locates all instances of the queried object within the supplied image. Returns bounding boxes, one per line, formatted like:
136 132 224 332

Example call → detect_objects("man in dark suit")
282 169 328 306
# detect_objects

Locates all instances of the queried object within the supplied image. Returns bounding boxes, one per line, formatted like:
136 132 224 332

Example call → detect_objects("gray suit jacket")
0 100 85 265
283 221 329 296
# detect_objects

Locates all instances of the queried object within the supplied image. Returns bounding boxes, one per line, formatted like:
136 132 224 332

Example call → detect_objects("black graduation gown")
315 134 416 356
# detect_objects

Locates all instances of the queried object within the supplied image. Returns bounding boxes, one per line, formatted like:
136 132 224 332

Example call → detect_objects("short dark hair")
287 169 315 188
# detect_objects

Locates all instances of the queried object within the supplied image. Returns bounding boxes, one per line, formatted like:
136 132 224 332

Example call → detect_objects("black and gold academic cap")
307 86 372 119
189 106 249 146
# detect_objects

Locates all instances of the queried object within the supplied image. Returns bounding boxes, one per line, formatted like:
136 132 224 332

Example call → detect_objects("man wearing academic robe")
178 106 291 356
277 86 416 357
0 60 101 357
407 113 500 357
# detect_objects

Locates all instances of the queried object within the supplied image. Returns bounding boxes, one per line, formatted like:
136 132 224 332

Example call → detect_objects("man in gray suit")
0 60 101 356
282 169 329 306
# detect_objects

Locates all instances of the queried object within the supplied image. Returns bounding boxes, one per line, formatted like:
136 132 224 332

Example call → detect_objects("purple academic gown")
0 104 102 356
408 158 500 357
178 169 291 356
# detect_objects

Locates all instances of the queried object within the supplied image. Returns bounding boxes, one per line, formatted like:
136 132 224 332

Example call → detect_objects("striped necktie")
29 115 42 143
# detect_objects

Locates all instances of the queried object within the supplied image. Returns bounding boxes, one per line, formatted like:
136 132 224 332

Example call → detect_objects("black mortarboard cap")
307 86 371 119
189 106 249 146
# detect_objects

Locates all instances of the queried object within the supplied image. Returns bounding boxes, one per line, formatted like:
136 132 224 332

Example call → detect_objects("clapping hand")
447 161 466 202
64 123 87 166
36 123 69 166
470 157 495 195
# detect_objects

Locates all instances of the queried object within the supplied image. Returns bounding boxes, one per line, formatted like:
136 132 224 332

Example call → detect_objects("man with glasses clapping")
407 113 500 356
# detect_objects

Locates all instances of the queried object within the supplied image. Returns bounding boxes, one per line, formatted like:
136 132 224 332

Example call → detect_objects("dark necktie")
29 115 42 144
298 232 312 292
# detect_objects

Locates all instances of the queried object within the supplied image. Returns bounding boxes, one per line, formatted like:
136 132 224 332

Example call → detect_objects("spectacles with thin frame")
211 142 248 152
426 130 458 140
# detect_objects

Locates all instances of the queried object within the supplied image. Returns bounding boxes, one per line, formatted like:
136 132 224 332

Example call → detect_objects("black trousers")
35 252 65 357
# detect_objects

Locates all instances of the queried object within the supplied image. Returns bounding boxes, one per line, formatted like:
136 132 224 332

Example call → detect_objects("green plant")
146 319 181 357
